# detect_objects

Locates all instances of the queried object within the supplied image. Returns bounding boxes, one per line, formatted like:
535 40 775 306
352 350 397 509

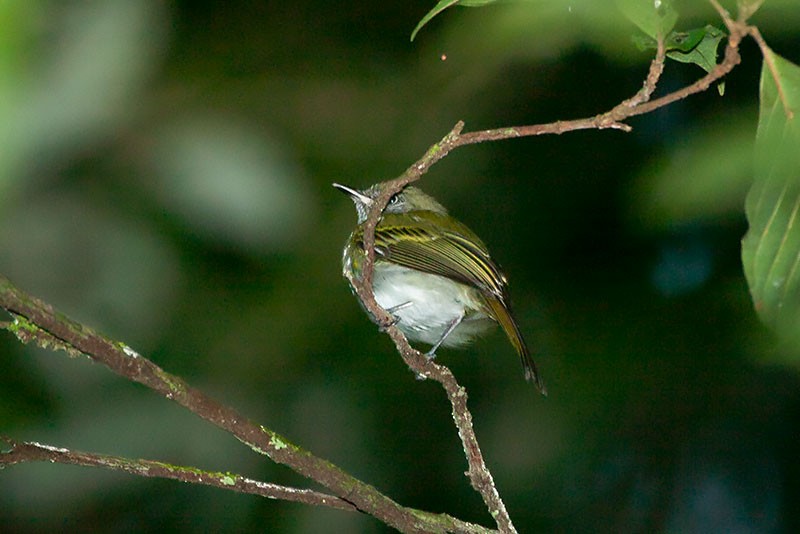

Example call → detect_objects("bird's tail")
486 297 547 395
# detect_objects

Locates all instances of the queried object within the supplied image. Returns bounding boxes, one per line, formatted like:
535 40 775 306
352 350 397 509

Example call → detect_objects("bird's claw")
378 315 399 332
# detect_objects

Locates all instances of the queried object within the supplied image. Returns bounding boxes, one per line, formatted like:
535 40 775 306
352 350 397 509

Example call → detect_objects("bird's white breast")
372 262 494 347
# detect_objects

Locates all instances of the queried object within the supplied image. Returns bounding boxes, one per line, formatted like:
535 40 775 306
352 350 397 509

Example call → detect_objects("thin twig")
620 31 667 108
707 0 734 28
748 26 794 119
708 0 792 119
0 437 358 513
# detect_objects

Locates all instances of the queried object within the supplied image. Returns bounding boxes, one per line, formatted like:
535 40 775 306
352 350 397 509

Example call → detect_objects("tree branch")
344 3 761 531
343 122 516 531
0 275 491 534
0 437 358 513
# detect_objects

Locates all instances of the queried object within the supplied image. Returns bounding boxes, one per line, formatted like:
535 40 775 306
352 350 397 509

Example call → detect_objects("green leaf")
410 0 498 42
615 0 678 39
742 51 800 345
666 25 725 73
635 25 726 95
664 27 705 52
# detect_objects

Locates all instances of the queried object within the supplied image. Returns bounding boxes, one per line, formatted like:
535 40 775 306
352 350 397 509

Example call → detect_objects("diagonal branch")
0 437 357 513
0 275 492 534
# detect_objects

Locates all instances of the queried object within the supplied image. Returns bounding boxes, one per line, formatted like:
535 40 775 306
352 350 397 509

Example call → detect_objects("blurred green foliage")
1 0 800 532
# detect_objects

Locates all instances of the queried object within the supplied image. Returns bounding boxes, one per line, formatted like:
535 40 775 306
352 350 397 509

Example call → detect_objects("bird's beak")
332 183 373 206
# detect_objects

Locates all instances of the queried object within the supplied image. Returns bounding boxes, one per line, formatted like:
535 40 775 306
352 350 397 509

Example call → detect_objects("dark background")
2 0 799 532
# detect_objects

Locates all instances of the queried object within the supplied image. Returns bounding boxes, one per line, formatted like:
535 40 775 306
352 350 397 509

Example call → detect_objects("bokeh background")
2 0 800 532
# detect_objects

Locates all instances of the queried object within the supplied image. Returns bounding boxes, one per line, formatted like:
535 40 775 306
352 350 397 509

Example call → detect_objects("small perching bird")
334 182 545 395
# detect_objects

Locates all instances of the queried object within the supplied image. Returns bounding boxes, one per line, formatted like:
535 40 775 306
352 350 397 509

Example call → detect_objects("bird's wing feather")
358 211 546 393
374 213 506 298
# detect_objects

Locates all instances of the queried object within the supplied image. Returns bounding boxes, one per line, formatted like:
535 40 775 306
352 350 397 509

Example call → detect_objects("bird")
334 182 545 394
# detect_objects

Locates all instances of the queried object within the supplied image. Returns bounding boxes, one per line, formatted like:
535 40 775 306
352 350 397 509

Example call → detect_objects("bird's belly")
372 263 494 347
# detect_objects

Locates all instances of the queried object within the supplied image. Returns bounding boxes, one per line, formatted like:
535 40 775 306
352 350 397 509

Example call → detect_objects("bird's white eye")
388 194 399 205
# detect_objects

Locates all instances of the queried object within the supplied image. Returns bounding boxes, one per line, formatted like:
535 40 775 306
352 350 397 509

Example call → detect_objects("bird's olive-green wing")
372 212 507 298
361 211 546 393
